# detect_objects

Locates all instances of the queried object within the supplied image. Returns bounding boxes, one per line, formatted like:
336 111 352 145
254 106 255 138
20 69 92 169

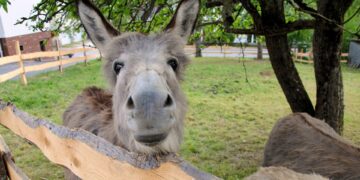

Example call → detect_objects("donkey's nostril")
127 96 135 109
164 95 173 107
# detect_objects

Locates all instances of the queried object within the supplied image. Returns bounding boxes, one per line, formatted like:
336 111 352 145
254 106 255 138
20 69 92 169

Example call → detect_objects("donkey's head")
77 0 199 154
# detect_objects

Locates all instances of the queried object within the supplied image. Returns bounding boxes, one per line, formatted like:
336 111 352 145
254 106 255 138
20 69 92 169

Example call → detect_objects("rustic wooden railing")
0 40 100 85
0 101 219 179
294 52 348 64
0 134 29 180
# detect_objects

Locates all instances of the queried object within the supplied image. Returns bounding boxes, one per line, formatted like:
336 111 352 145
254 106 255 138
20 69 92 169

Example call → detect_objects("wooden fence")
294 51 348 64
0 40 100 85
0 101 219 179
0 134 29 180
185 45 348 62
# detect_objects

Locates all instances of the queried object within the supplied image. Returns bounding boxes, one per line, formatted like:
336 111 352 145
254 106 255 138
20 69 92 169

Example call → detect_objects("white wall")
0 0 41 38
0 0 83 46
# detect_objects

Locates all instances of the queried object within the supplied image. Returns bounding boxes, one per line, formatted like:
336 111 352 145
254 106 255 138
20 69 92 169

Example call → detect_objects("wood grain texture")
59 48 93 56
0 69 22 83
0 134 30 180
0 45 98 84
0 55 21 66
22 51 59 60
85 54 99 60
25 61 61 72
294 59 314 64
0 101 219 180
62 57 86 65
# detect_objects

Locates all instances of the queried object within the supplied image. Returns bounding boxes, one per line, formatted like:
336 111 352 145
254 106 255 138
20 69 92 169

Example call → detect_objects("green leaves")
0 0 10 12
14 0 181 35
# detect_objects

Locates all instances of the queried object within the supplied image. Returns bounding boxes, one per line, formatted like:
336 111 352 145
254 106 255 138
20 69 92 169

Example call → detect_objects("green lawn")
0 58 359 179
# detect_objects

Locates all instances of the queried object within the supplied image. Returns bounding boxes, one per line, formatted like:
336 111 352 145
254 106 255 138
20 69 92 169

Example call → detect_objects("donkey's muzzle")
135 133 167 146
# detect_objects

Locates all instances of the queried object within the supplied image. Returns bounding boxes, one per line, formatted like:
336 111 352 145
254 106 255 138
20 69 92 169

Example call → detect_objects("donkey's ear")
165 0 200 41
77 0 119 52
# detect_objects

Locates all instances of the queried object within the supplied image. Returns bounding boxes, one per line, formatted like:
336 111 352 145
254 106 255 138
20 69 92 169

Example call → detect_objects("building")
0 31 54 56
0 0 54 57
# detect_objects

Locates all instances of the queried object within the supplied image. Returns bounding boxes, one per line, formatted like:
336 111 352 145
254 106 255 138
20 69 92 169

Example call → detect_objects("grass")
0 57 359 179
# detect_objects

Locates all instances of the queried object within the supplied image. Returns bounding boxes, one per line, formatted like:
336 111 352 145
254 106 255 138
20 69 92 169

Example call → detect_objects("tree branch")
236 0 262 25
141 0 156 22
286 19 315 31
225 28 263 35
288 0 359 38
290 0 317 15
205 0 223 8
344 6 360 24
222 0 234 27
226 19 315 36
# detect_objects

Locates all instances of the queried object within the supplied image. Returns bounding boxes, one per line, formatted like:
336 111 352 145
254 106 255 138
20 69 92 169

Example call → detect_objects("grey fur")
63 0 199 179
246 167 328 180
263 113 360 180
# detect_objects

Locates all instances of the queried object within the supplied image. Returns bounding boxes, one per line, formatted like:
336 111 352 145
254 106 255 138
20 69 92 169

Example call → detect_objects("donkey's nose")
164 94 173 107
132 91 170 109
126 96 135 109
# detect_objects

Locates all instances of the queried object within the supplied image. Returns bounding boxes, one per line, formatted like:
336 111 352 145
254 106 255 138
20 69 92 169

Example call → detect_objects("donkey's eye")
167 58 178 71
113 62 124 74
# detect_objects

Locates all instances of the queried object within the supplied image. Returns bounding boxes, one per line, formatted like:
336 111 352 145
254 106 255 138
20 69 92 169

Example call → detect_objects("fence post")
82 40 88 65
15 41 27 85
0 151 6 179
55 39 63 73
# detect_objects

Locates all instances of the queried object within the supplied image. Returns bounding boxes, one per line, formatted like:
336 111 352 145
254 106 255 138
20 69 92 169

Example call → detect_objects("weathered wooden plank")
0 149 6 179
0 134 30 180
85 54 99 60
83 47 96 52
294 59 314 64
25 61 61 72
62 57 86 65
295 59 347 64
0 101 219 180
21 51 59 60
295 52 311 57
59 48 89 56
0 55 21 66
0 69 22 83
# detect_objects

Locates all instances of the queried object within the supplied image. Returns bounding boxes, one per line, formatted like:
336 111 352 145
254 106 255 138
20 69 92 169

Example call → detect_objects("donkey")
263 113 360 180
63 0 199 179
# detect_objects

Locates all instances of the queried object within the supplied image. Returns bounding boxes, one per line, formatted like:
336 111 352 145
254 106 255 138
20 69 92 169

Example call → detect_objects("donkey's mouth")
135 133 167 146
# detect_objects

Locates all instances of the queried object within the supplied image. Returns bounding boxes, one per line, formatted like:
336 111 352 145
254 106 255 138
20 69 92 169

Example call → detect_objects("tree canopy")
14 0 359 47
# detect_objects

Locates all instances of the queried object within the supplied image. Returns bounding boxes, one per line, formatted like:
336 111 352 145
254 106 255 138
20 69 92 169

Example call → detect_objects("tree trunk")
265 35 315 115
195 38 202 57
257 41 263 60
312 0 353 134
261 0 315 115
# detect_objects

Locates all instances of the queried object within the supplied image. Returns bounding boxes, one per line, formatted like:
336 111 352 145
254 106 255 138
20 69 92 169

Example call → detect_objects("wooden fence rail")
0 40 100 85
294 51 348 64
0 101 219 180
0 134 29 180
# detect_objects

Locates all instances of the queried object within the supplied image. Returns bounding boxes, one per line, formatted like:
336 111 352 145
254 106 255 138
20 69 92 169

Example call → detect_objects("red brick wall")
0 31 53 56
